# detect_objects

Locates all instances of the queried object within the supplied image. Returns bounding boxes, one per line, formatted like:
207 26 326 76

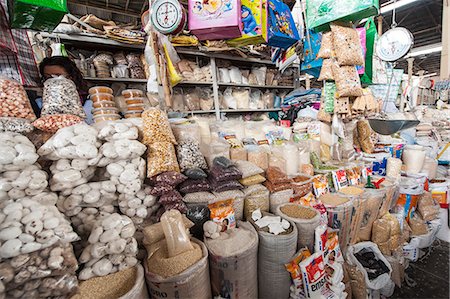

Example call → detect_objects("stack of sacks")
415 122 433 137
371 213 402 256
235 160 269 219
208 157 243 193
144 210 211 299
264 167 293 212
142 108 180 178
96 121 153 228
0 198 79 298
148 171 188 220
78 213 138 280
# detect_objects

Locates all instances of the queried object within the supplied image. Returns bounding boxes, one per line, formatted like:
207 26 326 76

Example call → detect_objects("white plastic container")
402 145 426 174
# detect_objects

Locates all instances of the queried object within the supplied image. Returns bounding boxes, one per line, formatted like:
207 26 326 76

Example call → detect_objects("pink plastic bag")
356 28 367 75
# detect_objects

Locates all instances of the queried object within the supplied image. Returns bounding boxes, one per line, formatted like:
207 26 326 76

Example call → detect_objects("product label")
332 170 348 191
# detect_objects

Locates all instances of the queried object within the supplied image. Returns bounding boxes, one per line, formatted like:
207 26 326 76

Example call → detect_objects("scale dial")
376 27 414 62
151 0 185 34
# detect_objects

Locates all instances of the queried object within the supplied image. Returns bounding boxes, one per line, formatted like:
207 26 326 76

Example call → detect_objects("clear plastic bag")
179 178 211 194
229 67 243 83
235 160 264 178
240 174 266 186
0 117 34 133
171 122 201 144
198 88 214 111
247 146 269 170
184 168 208 179
251 66 267 86
201 140 230 166
209 165 242 182
0 242 77 284
0 77 36 120
331 23 364 66
318 58 336 81
152 171 187 187
249 89 262 109
147 142 180 177
244 192 270 219
184 89 201 111
5 274 79 298
42 76 86 118
183 191 216 203
142 108 177 145
317 31 334 59
219 68 231 83
149 184 174 196
266 166 291 184
264 180 292 193
224 87 237 109
210 179 243 193
172 88 185 111
159 190 183 204
262 91 275 109
230 147 247 161
234 88 250 109
177 140 208 172
332 65 363 97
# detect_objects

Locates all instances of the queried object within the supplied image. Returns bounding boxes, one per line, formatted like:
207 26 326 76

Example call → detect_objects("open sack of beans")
204 220 259 299
249 211 297 299
0 77 36 134
144 210 211 299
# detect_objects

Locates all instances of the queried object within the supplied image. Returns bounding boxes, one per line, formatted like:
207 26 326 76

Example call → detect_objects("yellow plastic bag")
164 44 182 87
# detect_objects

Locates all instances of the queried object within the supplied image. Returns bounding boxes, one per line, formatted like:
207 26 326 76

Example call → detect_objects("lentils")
280 204 317 219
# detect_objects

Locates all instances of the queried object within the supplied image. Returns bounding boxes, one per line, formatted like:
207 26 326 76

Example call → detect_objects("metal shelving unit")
39 32 296 119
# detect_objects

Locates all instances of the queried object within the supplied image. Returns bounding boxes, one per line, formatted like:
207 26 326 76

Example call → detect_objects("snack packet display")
208 199 236 231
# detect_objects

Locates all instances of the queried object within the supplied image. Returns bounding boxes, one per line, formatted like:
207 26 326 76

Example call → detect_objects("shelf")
85 77 147 83
221 108 281 113
84 77 212 86
218 82 295 89
181 110 216 114
39 33 278 66
39 32 144 50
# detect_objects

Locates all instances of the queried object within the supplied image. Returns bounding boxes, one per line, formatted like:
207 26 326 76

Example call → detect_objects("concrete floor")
392 241 449 299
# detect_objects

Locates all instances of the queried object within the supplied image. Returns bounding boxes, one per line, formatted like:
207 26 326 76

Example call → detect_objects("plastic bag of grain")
73 265 148 299
251 214 297 299
276 203 320 252
244 187 270 220
144 238 211 299
355 189 384 242
205 221 258 299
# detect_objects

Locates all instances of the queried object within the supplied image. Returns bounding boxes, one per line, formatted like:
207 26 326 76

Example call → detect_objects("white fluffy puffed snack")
38 124 99 161
0 132 39 172
0 199 79 260
78 213 138 280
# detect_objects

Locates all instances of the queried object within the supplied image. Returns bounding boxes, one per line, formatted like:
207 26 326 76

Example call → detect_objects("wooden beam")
125 0 131 11
68 1 141 17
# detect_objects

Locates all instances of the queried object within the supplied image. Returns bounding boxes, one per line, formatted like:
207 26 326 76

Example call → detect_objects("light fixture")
380 0 422 13
405 44 442 58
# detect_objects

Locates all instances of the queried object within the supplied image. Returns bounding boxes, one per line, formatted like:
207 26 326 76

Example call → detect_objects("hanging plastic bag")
164 44 182 87
8 0 68 31
361 18 377 84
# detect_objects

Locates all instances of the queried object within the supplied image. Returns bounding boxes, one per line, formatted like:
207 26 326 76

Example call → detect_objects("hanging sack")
8 0 68 31
267 0 300 49
361 18 377 84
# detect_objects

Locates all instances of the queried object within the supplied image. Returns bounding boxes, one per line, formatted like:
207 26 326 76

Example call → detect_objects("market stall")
0 0 448 298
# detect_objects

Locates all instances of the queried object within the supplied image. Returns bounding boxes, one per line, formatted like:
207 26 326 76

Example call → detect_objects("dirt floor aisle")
392 241 449 299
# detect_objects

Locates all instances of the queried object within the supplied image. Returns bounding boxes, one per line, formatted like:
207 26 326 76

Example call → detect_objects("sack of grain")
143 239 211 299
276 203 320 252
206 221 259 299
255 216 297 299
74 265 148 299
